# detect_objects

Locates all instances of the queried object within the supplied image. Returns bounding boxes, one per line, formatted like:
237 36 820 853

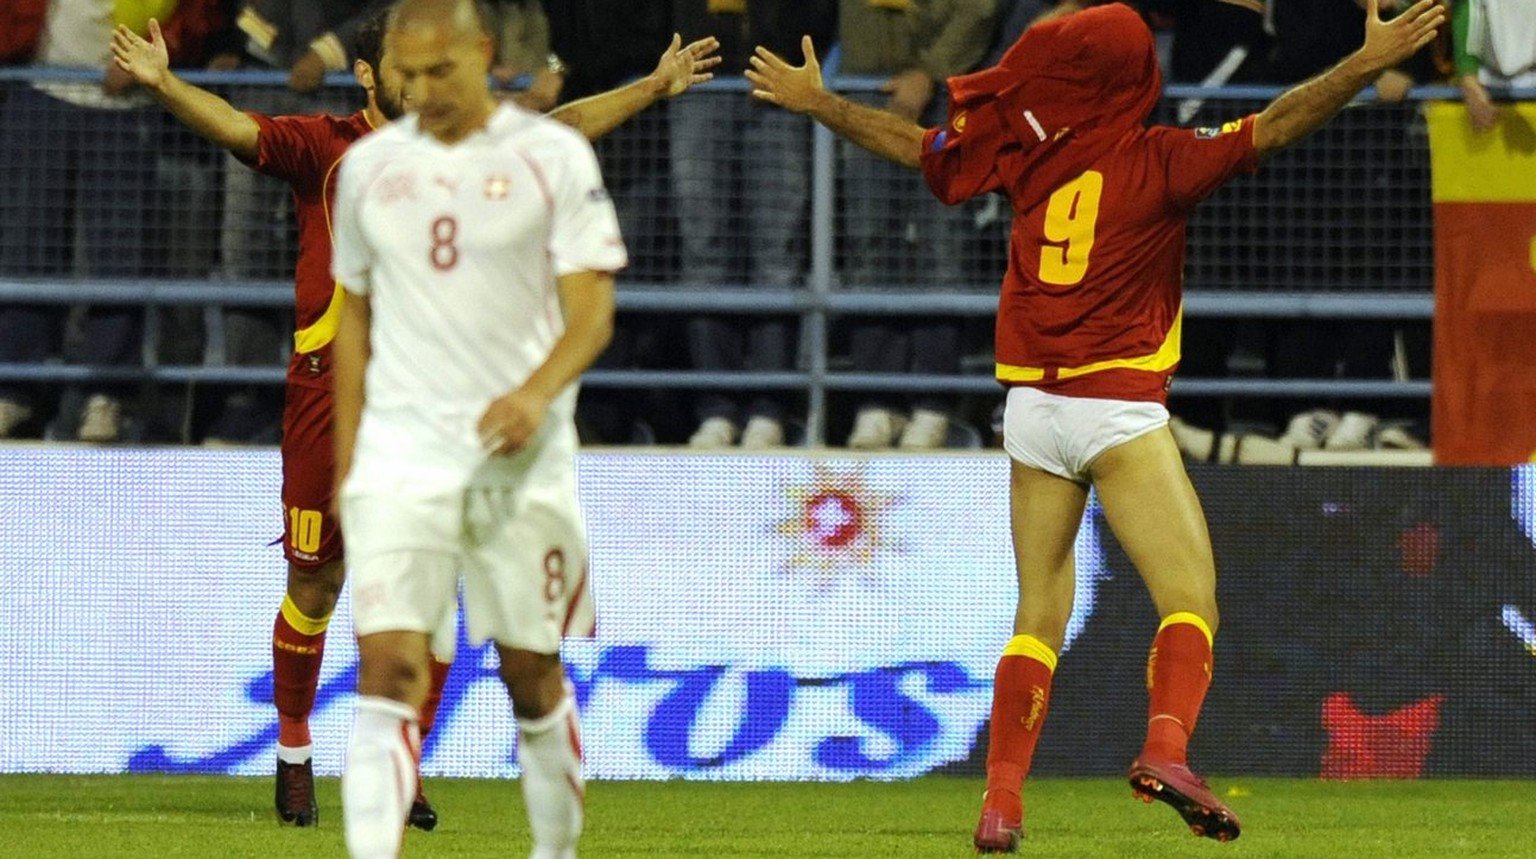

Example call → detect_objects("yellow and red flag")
1427 101 1536 465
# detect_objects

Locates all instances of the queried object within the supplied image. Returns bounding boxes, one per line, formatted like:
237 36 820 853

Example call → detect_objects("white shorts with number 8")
342 476 593 657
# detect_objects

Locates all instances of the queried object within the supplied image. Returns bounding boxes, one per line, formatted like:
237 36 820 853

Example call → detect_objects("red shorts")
280 380 343 569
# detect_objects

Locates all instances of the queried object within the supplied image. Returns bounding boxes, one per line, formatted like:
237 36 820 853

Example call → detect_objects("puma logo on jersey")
374 173 417 204
1022 110 1046 142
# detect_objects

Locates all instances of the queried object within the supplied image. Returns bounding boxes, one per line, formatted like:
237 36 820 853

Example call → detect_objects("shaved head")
386 0 496 142
389 0 490 42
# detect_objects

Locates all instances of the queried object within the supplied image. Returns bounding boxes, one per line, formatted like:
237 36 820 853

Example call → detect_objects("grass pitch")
1 774 1533 857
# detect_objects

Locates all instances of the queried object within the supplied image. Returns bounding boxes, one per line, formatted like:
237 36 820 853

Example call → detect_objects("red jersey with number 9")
917 3 1260 404
922 117 1258 403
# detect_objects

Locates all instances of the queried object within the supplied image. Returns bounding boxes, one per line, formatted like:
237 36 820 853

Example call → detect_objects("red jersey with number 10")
921 116 1259 404
249 110 375 389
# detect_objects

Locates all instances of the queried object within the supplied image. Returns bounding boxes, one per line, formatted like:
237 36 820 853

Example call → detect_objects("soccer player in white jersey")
328 1 626 856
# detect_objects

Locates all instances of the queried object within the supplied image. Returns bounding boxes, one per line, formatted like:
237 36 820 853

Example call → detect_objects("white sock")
343 696 419 859
517 693 583 858
276 743 312 765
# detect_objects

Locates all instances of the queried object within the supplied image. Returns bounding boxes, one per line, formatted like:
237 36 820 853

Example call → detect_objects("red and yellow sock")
1142 611 1214 765
272 595 330 749
985 634 1058 815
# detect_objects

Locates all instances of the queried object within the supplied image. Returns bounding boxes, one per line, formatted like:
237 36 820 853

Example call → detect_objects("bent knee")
358 644 429 705
498 649 565 718
286 560 345 616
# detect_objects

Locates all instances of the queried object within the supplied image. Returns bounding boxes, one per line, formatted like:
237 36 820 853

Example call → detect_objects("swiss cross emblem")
484 173 511 200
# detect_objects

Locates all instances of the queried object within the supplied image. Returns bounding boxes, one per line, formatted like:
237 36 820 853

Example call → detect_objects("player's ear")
354 59 374 90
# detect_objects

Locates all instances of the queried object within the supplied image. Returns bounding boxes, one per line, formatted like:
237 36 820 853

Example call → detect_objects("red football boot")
1128 757 1242 842
275 757 317 827
972 791 1022 854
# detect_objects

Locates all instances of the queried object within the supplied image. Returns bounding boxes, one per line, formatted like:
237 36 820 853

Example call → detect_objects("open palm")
653 34 723 98
111 19 169 89
1359 0 1444 72
747 35 825 115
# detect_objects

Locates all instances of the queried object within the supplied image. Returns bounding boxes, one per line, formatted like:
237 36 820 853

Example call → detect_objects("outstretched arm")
747 35 925 170
1252 0 1443 158
547 34 722 141
112 19 259 161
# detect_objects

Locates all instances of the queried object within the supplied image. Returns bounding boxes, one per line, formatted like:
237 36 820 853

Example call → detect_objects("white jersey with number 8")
331 103 627 493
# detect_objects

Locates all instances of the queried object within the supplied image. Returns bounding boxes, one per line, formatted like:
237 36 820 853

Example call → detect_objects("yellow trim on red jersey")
994 362 1047 382
292 137 355 356
280 594 332 637
293 282 345 354
994 306 1183 383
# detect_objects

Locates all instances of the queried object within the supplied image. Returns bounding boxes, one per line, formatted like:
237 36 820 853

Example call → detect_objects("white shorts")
341 479 594 655
1001 386 1170 483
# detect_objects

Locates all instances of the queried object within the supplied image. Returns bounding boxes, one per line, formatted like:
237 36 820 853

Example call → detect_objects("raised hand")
289 49 327 93
652 33 722 98
746 35 824 114
880 68 934 122
110 18 169 90
1460 75 1499 133
1359 0 1444 74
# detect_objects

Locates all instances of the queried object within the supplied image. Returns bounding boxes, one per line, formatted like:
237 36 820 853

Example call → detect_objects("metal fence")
0 68 1511 445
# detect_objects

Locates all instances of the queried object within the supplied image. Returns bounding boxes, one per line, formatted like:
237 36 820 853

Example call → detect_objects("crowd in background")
0 0 1529 450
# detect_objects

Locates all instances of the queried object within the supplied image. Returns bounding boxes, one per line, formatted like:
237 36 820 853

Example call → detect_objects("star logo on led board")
773 462 903 584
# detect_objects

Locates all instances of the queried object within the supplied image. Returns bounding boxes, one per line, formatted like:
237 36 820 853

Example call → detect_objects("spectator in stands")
1268 0 1452 101
203 0 390 444
986 0 1086 53
1251 0 1436 450
486 0 567 112
1266 0 1442 91
547 0 682 444
1264 0 1373 83
836 0 1000 450
1151 0 1271 88
0 1 50 65
672 0 836 450
1367 1 1453 103
1453 0 1536 133
0 0 225 442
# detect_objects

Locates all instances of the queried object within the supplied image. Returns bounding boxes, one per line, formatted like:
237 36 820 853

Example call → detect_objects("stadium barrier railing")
1 69 1524 443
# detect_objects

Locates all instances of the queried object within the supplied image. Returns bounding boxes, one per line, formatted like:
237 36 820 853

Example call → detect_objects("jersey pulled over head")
924 2 1161 210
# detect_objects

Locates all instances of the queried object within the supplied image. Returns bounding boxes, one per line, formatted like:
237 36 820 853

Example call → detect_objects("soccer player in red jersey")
111 12 719 830
748 0 1442 851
